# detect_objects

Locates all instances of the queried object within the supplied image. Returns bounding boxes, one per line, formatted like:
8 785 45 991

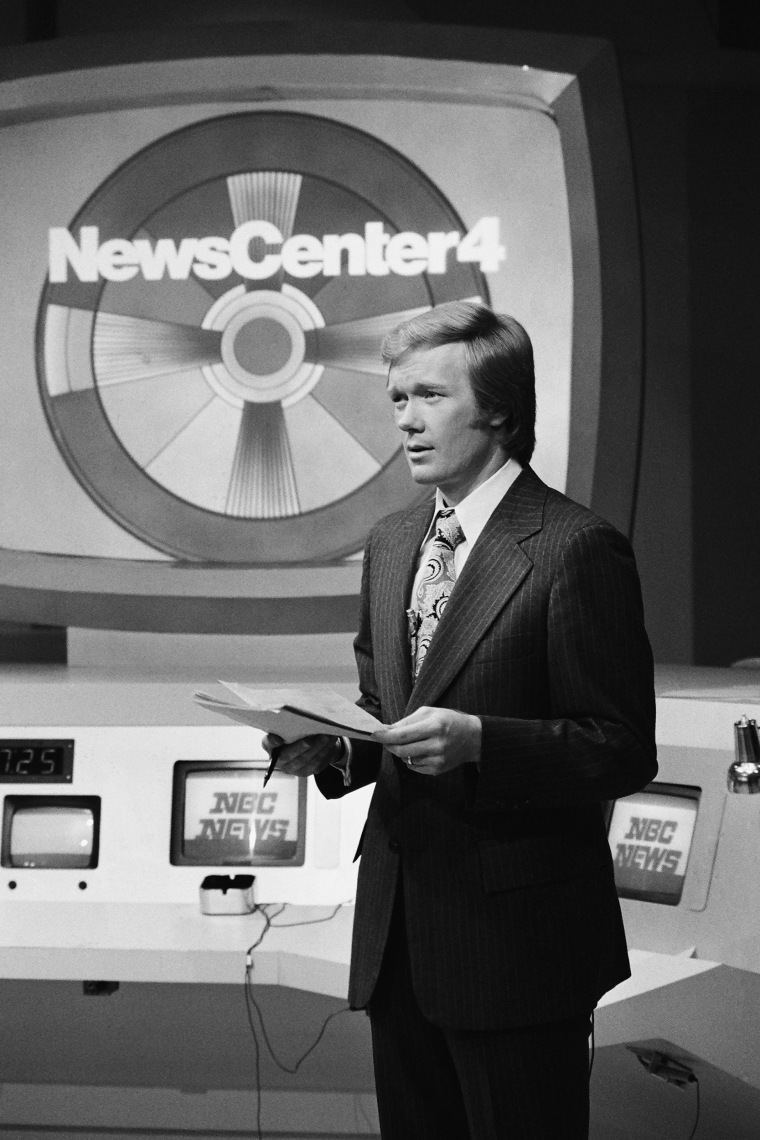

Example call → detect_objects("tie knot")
435 509 464 551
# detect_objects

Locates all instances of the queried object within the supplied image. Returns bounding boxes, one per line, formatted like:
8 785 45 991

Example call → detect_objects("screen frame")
170 759 307 868
0 21 642 632
606 781 701 907
1 794 101 869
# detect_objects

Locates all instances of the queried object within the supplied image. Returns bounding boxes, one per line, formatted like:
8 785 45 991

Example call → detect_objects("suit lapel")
406 467 546 714
374 499 435 723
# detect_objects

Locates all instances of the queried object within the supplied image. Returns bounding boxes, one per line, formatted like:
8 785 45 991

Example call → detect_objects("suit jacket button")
389 840 401 854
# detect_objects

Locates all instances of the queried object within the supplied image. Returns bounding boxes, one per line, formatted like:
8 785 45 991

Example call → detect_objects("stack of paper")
193 682 381 743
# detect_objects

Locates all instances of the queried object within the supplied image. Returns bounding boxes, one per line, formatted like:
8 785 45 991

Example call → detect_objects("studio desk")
1 664 760 1138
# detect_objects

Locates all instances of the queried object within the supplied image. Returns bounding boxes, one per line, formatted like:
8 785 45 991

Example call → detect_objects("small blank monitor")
607 783 700 906
1 796 100 869
171 761 306 867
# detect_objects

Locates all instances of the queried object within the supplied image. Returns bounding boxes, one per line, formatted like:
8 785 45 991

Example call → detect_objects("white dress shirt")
410 456 523 605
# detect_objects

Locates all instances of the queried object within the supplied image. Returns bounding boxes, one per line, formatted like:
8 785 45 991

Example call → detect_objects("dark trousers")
367 892 592 1140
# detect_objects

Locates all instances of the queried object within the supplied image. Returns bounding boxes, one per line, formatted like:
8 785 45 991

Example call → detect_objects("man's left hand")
373 707 482 775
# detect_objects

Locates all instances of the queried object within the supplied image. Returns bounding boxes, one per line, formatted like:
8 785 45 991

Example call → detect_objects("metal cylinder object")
728 717 760 793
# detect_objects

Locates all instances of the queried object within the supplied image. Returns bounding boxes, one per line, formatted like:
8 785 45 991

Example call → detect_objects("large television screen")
0 25 641 633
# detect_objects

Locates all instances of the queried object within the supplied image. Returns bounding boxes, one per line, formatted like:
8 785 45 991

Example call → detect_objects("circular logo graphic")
37 112 489 564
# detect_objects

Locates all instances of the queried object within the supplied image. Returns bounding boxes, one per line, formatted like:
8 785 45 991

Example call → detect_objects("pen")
263 745 281 787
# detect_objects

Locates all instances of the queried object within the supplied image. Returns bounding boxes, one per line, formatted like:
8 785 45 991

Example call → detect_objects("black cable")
268 900 346 929
686 1075 701 1140
246 982 350 1073
243 904 277 1140
243 978 264 1140
243 902 351 1140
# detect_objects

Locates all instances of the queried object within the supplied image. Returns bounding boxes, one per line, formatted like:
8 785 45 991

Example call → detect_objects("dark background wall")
688 88 760 665
1 0 758 666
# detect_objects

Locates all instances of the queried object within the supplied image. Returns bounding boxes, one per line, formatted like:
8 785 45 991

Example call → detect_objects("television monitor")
607 783 700 906
1 795 100 869
170 760 306 866
0 23 641 634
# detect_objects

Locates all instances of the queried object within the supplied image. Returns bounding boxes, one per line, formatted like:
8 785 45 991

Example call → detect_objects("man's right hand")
262 733 343 777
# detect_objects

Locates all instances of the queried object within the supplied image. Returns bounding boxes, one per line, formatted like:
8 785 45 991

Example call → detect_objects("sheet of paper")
193 683 381 743
219 683 381 734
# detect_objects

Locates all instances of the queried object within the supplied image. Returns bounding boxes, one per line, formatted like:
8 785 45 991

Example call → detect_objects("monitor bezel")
1 794 101 869
170 759 307 868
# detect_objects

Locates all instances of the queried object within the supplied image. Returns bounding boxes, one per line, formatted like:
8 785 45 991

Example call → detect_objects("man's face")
387 341 506 504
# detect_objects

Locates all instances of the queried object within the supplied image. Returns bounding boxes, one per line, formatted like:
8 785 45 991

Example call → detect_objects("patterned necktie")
412 508 465 678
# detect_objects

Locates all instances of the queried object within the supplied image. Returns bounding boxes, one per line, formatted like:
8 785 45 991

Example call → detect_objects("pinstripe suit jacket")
317 466 657 1031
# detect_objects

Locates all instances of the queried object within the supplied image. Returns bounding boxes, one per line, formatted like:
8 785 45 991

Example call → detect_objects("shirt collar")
428 457 523 548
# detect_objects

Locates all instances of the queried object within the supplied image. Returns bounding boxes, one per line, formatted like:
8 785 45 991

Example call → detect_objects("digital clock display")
0 740 74 783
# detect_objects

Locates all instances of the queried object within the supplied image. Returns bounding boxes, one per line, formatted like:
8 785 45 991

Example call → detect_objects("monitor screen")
171 761 306 866
0 30 642 633
607 783 699 906
1 796 100 869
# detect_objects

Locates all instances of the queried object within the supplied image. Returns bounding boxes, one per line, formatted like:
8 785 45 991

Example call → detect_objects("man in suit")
268 302 657 1139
